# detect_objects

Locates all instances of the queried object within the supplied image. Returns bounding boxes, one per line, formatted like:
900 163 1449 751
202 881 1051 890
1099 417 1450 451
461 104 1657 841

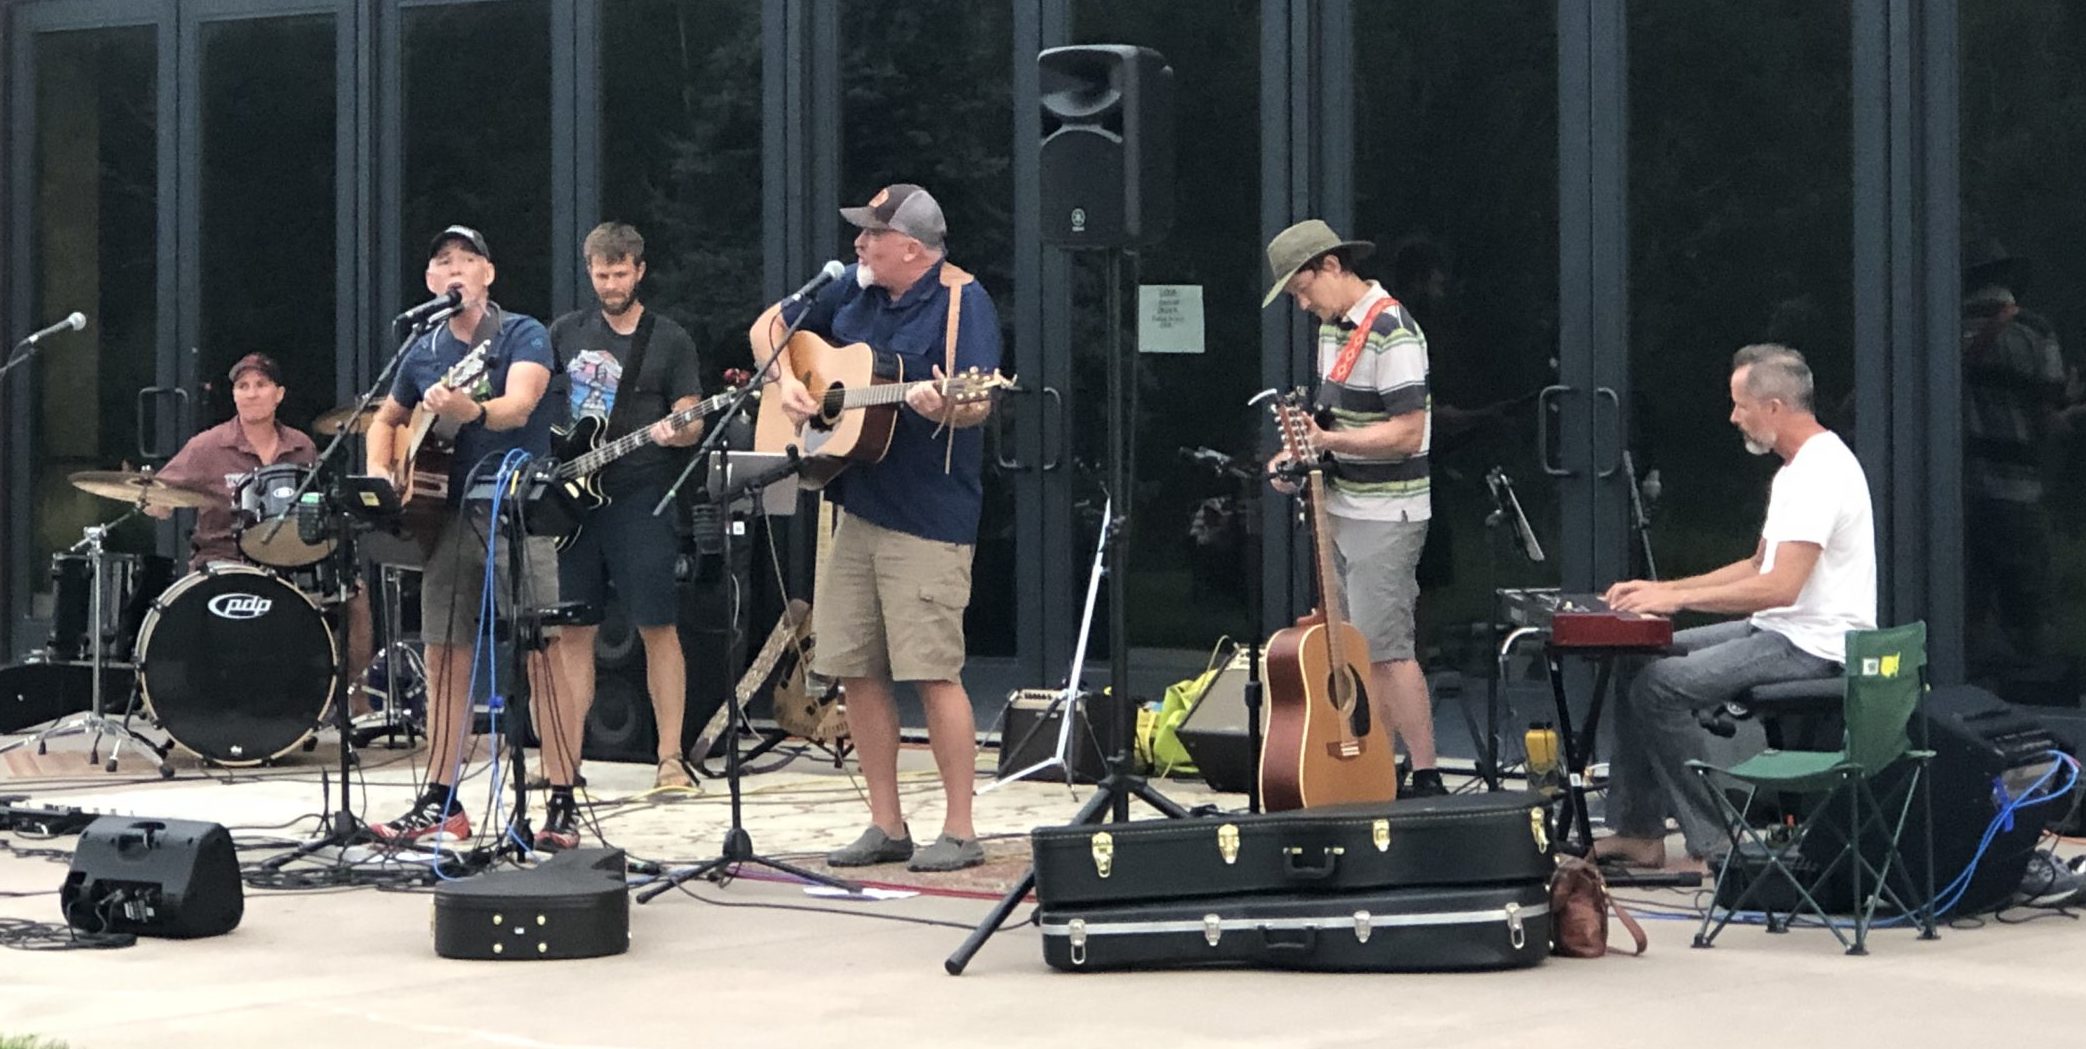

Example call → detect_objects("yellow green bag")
1140 639 1236 777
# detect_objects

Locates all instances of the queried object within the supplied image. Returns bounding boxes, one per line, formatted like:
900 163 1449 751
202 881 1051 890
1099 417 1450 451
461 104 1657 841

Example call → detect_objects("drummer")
151 353 374 713
150 353 318 569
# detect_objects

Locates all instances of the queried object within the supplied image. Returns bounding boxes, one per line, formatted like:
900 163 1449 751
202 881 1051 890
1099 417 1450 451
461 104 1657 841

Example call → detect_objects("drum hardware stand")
980 495 1112 797
351 564 426 750
637 449 860 902
0 511 172 775
1477 467 1547 792
948 248 1189 976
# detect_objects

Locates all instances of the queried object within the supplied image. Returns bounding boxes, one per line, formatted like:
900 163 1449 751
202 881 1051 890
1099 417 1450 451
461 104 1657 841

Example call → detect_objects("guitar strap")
601 309 658 439
936 262 975 472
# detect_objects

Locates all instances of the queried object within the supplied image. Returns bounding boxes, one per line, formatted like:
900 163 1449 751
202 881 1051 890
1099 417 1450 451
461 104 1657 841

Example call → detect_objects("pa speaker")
581 546 748 765
61 816 243 939
1039 45 1174 248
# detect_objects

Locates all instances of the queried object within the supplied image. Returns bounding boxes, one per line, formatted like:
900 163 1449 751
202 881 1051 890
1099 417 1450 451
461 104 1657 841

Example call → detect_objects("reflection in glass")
840 0 1016 657
1071 0 1257 657
1959 1 2086 701
29 27 160 611
600 0 763 393
1353 0 1559 686
1627 1 1852 588
200 16 337 435
401 0 552 318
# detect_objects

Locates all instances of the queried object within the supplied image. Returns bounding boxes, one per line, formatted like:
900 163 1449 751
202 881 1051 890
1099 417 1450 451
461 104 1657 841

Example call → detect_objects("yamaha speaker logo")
207 592 272 620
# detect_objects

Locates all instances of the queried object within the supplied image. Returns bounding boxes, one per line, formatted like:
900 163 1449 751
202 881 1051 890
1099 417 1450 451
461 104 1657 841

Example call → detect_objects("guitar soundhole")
813 384 844 429
1324 664 1372 738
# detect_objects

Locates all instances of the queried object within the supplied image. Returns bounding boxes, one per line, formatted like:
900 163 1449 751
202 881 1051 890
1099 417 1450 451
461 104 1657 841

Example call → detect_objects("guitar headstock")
1269 387 1320 464
942 368 1017 404
442 340 493 393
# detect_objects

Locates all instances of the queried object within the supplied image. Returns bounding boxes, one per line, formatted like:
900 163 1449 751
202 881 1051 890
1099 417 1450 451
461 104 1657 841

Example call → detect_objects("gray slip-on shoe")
906 834 985 873
826 824 914 867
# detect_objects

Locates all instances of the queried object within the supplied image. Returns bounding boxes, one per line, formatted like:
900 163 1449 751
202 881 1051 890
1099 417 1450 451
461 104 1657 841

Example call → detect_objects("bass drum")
136 564 337 765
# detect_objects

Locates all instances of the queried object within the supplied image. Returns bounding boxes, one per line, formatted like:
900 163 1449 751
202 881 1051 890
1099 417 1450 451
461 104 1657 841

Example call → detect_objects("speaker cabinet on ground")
1174 652 1261 795
1039 45 1174 249
61 816 243 939
580 541 749 766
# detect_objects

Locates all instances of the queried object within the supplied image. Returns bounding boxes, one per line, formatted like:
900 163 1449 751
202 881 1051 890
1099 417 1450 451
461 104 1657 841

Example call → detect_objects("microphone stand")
0 331 68 385
259 311 445 869
653 297 816 518
1621 450 1658 581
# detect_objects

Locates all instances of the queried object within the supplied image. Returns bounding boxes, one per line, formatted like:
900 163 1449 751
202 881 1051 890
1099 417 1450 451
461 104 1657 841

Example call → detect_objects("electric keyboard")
1499 588 1673 650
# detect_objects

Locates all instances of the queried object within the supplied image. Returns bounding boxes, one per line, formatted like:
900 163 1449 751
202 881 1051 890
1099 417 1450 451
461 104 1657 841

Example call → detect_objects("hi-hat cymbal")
68 470 216 510
314 402 380 435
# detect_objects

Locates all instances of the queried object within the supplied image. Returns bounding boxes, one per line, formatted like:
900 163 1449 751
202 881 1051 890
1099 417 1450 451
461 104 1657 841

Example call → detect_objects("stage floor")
1 727 2079 1049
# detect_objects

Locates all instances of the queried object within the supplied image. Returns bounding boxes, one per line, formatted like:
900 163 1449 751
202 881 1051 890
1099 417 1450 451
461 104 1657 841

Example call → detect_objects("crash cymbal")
314 402 380 435
68 470 216 510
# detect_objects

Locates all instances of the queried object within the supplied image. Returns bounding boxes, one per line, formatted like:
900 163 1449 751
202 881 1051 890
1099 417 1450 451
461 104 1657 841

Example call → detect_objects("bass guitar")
547 377 750 550
1258 389 1399 811
751 331 1014 489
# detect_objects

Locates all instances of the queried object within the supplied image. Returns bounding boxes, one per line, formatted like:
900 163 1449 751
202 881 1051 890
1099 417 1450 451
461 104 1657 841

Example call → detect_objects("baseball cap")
428 224 491 261
839 184 947 249
228 352 283 385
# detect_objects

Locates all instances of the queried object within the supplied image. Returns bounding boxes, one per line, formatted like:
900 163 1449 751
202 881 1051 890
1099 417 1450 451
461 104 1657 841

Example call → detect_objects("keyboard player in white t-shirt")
1594 344 1877 872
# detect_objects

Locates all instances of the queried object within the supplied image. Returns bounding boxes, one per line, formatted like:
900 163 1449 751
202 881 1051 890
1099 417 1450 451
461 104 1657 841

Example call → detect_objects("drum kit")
1 456 424 773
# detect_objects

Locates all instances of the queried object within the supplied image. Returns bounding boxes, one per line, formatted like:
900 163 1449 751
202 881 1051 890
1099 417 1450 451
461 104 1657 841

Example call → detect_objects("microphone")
1177 446 1234 470
1641 468 1662 507
18 312 86 347
395 288 463 327
782 260 847 305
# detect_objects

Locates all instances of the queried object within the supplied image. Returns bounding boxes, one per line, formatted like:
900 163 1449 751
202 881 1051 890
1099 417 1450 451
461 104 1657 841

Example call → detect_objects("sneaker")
524 772 586 791
534 794 581 854
907 834 985 873
1405 768 1450 798
826 824 913 867
2016 850 2084 907
370 795 471 845
654 758 698 791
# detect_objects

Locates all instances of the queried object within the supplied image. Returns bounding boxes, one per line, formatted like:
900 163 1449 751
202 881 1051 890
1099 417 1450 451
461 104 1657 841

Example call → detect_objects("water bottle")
1525 721 1563 796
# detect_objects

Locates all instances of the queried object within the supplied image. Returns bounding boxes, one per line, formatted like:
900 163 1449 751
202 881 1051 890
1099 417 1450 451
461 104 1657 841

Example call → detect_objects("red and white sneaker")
369 797 471 845
533 793 581 854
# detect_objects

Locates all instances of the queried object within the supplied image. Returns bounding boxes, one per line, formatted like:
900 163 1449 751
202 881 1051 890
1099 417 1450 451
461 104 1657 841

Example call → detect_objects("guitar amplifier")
997 689 1109 784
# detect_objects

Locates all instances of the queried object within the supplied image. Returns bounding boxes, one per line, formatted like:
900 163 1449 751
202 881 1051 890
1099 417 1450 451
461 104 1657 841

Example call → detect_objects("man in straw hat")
1260 219 1444 797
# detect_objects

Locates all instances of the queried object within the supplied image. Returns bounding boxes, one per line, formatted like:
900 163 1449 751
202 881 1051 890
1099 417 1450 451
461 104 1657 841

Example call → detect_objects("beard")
598 293 636 317
1742 433 1773 456
855 263 877 289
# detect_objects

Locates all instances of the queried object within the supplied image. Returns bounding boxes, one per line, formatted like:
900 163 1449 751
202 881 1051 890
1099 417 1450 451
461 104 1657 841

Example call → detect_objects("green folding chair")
1687 621 1940 955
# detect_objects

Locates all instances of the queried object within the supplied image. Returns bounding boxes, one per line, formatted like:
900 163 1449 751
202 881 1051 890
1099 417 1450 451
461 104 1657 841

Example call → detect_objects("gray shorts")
1329 514 1428 663
418 511 561 647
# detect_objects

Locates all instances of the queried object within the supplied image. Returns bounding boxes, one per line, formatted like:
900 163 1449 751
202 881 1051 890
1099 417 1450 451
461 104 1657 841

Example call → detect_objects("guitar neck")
1305 467 1353 673
825 377 959 412
558 391 728 479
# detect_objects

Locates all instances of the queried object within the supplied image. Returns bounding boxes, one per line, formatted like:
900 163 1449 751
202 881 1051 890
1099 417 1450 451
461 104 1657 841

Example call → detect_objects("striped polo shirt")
1312 281 1431 522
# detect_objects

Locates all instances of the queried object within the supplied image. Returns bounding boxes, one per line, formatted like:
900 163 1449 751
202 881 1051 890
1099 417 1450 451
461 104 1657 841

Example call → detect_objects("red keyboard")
1501 589 1674 650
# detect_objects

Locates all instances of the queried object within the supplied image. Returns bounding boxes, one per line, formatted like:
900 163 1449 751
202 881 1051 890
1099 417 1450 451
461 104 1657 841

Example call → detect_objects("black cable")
666 879 1030 932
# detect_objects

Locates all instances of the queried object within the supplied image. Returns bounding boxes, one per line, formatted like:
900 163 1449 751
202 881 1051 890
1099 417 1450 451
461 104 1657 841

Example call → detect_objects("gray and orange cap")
840 184 947 250
429 224 491 261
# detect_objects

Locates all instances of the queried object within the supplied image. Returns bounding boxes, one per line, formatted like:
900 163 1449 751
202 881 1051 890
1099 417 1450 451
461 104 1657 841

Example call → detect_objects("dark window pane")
402 0 552 318
1959 0 2086 697
1627 1 1853 585
1072 0 1257 654
840 0 1016 657
199 15 337 434
1354 0 1559 678
29 27 159 612
600 0 763 392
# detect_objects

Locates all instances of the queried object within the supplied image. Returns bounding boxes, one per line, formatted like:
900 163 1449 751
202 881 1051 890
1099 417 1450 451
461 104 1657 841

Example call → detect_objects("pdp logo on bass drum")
206 592 273 620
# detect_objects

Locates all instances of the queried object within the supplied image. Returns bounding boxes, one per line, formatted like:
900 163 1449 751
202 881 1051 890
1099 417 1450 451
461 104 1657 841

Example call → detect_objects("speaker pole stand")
947 248 1188 975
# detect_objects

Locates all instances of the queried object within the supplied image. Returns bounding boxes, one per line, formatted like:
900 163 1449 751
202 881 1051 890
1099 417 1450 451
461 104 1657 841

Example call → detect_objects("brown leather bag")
1550 855 1649 958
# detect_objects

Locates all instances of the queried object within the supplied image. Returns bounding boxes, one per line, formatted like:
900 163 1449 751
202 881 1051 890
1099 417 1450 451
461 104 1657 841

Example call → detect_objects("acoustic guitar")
751 331 1013 489
382 340 492 547
1258 390 1399 811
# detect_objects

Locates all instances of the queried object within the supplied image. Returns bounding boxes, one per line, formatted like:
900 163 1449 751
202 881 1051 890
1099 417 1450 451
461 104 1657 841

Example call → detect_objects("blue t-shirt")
783 262 1002 544
389 306 557 501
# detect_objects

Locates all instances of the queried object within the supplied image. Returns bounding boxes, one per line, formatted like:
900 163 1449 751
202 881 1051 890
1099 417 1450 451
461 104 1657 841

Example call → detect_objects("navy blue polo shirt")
389 306 557 501
782 262 1002 544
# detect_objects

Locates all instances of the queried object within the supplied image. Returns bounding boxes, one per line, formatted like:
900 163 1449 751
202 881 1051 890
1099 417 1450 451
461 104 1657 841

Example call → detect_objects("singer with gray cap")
757 182 1003 873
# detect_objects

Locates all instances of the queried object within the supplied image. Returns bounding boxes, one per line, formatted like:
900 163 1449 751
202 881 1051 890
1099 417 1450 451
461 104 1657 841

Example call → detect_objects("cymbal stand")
0 510 172 775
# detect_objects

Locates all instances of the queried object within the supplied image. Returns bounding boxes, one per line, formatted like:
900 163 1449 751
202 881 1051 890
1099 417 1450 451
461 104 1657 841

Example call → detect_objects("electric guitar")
547 376 751 551
1258 389 1399 811
751 331 1015 489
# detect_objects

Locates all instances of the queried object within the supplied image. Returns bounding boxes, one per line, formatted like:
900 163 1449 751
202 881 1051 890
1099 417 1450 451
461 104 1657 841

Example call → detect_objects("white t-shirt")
1748 430 1877 663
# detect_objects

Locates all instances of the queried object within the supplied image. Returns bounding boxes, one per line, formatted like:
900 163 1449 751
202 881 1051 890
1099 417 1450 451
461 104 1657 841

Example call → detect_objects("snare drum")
136 563 337 765
235 463 335 567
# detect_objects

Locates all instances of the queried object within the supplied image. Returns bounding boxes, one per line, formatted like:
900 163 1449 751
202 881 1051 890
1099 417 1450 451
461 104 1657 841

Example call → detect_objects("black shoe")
534 793 581 854
1405 768 1450 798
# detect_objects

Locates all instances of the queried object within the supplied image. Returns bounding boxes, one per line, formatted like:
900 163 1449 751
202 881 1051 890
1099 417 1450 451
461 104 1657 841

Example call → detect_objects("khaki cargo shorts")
419 511 561 647
812 512 974 683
